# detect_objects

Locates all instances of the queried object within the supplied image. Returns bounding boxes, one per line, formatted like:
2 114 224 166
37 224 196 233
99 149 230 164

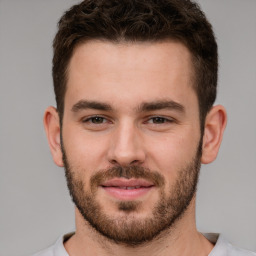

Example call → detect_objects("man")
35 0 255 255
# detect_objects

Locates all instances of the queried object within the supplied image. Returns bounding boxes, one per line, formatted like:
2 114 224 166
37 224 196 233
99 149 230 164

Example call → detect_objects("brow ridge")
137 100 185 113
71 99 185 113
71 100 112 112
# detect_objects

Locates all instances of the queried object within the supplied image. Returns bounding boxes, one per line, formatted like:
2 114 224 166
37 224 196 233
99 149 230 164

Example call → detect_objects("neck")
64 199 214 256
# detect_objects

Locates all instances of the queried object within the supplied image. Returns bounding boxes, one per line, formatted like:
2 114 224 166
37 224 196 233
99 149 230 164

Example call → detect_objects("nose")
107 121 146 166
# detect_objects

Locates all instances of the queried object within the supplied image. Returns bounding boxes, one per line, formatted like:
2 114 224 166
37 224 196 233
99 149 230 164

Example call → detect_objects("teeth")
119 186 141 190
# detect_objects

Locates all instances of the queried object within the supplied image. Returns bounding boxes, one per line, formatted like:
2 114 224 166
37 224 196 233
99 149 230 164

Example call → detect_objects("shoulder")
30 245 55 256
29 233 73 256
226 242 256 256
206 233 256 256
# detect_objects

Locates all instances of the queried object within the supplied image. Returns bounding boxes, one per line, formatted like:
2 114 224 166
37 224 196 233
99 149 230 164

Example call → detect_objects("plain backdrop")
0 0 256 255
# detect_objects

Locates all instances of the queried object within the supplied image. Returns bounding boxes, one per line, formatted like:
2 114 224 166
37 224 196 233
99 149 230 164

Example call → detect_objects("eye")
147 116 173 124
90 116 106 124
81 115 112 131
150 117 168 124
82 115 107 124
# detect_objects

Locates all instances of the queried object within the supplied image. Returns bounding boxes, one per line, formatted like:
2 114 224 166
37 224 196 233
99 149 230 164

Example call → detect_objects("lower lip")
101 186 154 200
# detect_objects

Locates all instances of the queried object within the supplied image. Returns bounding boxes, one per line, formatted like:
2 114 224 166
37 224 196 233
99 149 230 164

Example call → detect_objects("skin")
44 40 227 256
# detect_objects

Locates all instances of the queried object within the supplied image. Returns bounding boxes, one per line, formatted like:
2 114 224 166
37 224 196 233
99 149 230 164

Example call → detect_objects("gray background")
0 0 256 255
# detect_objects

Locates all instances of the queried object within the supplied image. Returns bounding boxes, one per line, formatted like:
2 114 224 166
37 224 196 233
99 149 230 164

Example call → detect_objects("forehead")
65 40 197 110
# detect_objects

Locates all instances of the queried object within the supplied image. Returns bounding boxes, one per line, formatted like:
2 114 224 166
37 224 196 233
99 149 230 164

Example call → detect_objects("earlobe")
201 105 227 164
43 106 64 167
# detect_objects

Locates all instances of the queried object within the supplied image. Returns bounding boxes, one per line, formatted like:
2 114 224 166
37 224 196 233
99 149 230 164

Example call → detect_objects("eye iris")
153 117 165 123
92 117 104 124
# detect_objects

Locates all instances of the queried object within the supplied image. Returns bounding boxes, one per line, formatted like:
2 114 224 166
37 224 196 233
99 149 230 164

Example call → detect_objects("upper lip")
101 178 154 188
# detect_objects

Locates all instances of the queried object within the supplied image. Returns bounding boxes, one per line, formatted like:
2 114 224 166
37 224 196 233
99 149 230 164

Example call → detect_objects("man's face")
61 41 202 245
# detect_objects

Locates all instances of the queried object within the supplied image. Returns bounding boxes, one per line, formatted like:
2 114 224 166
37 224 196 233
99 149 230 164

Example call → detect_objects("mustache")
90 165 165 189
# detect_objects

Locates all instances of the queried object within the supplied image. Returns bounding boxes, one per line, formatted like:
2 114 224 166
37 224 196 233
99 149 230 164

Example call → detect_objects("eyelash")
82 115 110 124
82 115 175 125
146 116 175 124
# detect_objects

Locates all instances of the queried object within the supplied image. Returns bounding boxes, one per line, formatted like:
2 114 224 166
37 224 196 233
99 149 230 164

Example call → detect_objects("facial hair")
62 143 202 246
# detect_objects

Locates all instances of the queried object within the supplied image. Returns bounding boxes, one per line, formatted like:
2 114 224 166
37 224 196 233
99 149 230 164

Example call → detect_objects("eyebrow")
137 100 185 113
71 99 185 113
71 100 112 112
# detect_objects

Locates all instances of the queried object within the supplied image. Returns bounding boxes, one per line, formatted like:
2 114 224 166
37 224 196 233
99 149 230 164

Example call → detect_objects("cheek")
145 131 200 179
62 126 109 171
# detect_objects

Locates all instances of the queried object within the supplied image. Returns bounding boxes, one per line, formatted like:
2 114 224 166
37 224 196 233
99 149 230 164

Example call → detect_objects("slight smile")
101 178 155 200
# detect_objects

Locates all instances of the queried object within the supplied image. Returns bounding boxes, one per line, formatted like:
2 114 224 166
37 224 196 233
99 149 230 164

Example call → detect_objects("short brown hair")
53 0 218 128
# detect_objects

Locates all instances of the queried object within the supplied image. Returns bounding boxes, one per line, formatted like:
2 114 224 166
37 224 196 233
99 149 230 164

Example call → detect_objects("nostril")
130 159 140 165
109 159 142 166
109 159 141 166
109 159 118 165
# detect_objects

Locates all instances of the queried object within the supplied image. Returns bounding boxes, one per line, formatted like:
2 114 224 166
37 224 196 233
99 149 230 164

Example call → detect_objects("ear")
201 105 227 164
43 106 64 167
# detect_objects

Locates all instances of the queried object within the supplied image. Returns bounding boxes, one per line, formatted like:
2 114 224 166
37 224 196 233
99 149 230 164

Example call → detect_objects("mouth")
100 178 155 200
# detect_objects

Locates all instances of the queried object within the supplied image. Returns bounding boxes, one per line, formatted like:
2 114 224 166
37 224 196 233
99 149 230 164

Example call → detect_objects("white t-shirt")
32 233 256 256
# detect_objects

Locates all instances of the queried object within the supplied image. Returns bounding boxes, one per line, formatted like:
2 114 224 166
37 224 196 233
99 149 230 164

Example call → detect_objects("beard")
62 143 202 246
